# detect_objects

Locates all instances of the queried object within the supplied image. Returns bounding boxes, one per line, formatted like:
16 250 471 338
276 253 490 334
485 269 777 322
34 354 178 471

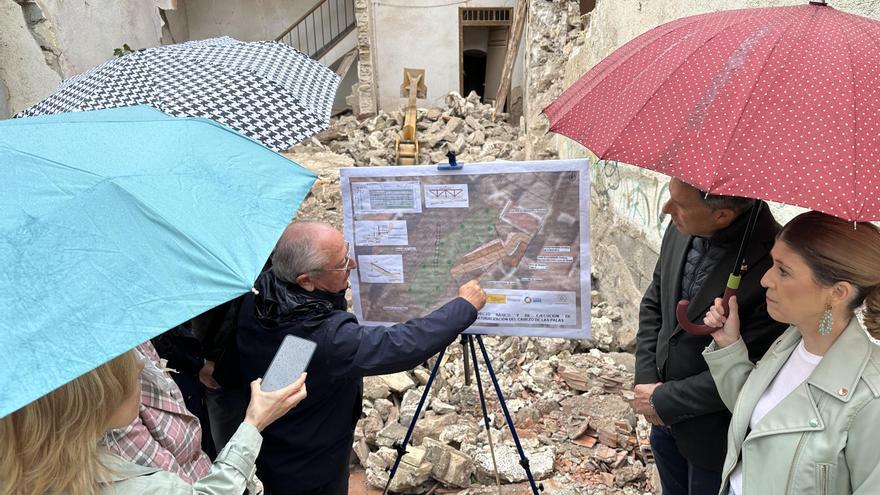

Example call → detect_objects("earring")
819 302 833 336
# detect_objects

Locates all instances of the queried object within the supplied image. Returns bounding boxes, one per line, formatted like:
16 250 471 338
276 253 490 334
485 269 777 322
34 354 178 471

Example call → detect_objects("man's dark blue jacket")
237 269 478 494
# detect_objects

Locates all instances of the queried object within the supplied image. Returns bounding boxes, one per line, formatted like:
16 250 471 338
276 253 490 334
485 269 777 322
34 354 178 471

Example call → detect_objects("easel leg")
467 335 502 494
475 335 543 494
461 334 471 387
382 346 447 495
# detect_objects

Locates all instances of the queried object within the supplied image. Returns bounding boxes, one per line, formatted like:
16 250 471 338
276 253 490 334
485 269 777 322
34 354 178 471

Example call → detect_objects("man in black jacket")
237 221 486 495
632 179 787 495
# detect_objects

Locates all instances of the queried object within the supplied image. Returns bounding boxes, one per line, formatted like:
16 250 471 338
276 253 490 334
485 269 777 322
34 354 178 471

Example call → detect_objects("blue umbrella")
0 105 316 418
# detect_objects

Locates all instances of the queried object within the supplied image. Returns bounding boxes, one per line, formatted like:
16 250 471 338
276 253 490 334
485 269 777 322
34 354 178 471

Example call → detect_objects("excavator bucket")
400 68 426 99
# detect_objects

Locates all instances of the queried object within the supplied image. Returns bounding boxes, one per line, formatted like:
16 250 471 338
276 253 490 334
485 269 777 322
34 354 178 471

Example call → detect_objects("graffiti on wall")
590 159 671 247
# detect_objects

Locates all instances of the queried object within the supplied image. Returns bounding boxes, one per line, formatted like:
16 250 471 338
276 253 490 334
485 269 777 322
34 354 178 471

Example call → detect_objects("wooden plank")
493 0 528 118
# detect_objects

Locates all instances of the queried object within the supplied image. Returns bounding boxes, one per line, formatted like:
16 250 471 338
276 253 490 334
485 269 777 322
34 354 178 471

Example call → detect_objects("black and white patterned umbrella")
17 37 340 152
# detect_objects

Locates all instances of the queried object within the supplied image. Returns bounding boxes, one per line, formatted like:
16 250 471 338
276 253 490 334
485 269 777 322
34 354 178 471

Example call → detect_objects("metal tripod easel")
382 334 543 494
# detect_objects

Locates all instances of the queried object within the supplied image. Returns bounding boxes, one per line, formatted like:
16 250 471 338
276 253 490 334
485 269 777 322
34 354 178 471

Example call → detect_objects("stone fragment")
358 408 384 444
387 458 432 493
379 372 416 393
471 445 554 483
399 388 424 423
363 376 390 400
413 368 430 385
373 398 393 421
375 421 407 448
413 412 461 445
430 397 457 415
422 437 474 488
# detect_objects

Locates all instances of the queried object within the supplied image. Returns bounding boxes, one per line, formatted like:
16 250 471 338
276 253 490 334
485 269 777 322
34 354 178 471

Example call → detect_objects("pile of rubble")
351 295 655 494
287 91 535 230
291 90 528 166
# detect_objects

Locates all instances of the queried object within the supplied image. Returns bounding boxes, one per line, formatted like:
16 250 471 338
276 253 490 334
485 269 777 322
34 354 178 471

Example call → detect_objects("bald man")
237 222 486 495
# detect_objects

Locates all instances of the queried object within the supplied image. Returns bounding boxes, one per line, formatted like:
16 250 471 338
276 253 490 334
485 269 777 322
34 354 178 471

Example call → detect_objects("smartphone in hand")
260 334 317 392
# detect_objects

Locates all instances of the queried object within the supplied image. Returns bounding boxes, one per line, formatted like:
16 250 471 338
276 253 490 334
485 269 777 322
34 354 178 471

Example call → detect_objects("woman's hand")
244 373 308 432
704 296 741 349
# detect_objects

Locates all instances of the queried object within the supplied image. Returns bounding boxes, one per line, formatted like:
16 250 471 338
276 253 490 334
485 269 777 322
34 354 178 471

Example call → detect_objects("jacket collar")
806 316 874 403
743 318 876 442
252 268 347 327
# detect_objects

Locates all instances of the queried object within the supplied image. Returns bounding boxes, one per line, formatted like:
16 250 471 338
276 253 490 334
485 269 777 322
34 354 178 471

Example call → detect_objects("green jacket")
97 422 261 494
703 318 880 495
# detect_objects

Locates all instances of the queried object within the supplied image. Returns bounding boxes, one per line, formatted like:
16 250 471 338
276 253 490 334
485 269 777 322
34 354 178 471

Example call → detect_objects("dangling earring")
819 302 833 336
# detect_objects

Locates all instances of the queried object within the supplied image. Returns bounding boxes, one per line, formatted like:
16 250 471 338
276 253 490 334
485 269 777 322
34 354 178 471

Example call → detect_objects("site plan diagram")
340 160 590 338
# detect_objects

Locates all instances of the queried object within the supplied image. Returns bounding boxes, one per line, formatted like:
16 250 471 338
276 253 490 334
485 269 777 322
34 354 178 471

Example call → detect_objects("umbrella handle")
676 276 740 336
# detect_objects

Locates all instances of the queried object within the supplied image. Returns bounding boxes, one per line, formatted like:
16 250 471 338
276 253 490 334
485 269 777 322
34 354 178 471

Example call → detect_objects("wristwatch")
649 391 656 411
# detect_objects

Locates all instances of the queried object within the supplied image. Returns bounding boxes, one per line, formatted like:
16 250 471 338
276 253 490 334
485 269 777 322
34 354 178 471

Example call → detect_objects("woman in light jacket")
702 211 880 495
0 349 306 494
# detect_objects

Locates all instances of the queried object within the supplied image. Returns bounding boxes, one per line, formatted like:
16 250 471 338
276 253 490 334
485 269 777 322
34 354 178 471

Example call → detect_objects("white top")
729 339 822 495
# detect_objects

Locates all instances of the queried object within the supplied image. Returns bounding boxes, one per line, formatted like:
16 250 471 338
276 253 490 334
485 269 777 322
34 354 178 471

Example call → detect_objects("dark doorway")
580 0 597 14
462 49 487 100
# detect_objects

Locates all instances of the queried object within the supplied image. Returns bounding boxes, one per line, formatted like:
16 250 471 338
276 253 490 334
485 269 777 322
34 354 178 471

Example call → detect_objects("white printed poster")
340 160 591 339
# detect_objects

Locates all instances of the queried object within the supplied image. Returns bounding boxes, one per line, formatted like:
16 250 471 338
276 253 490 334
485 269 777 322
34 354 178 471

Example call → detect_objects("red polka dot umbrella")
546 1 880 222
546 1 880 334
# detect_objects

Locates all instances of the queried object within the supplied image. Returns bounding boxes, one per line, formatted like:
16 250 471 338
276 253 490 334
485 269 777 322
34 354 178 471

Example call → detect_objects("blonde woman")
0 349 306 494
702 211 880 494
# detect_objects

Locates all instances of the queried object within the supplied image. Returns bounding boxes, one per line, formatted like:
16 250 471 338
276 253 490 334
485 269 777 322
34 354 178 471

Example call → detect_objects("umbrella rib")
596 15 713 155
2 146 104 180
712 7 808 194
606 9 772 160
107 181 248 283
846 15 880 221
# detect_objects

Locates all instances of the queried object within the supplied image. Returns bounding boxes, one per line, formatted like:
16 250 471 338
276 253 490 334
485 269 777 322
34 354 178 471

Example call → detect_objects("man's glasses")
322 241 353 272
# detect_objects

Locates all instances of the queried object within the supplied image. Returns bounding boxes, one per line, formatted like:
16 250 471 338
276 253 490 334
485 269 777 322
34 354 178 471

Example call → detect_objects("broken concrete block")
373 398 393 421
379 372 416 394
413 368 430 385
375 421 407 448
399 388 424 424
471 445 554 483
413 412 462 445
363 376 390 400
430 397 456 415
387 458 432 493
422 437 474 488
401 445 426 467
357 408 384 444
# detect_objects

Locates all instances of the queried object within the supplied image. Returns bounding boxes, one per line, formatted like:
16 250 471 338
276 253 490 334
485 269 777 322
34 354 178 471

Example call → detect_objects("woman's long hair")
778 211 880 338
0 350 141 495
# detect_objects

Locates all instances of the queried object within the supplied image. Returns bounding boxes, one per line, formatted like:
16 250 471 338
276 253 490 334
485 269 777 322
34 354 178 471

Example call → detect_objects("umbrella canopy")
17 37 340 152
0 105 316 418
546 3 880 221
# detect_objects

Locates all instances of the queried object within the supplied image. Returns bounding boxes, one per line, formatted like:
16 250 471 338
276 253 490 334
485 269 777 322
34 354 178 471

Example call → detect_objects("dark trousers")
263 462 350 495
650 426 722 495
205 386 248 453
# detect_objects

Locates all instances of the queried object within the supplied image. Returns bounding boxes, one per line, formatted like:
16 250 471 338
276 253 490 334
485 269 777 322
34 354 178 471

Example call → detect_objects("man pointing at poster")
237 221 487 495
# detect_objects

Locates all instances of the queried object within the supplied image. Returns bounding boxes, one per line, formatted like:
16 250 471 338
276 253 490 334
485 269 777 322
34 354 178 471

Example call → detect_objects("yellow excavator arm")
396 68 426 165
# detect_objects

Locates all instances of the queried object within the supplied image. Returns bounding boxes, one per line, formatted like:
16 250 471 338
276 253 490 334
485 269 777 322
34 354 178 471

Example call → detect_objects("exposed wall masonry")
14 0 63 78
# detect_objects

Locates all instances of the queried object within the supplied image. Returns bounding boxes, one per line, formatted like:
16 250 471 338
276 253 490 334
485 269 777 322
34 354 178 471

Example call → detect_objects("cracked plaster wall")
0 0 165 117
544 0 880 327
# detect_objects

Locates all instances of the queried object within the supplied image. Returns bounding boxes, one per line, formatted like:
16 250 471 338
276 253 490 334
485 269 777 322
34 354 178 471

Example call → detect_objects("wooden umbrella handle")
676 286 736 336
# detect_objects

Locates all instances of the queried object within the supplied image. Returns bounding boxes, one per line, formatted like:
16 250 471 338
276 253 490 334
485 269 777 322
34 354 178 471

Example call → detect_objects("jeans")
650 425 722 495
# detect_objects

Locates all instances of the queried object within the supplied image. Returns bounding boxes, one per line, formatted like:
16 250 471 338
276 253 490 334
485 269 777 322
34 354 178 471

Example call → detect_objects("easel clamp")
437 150 463 170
